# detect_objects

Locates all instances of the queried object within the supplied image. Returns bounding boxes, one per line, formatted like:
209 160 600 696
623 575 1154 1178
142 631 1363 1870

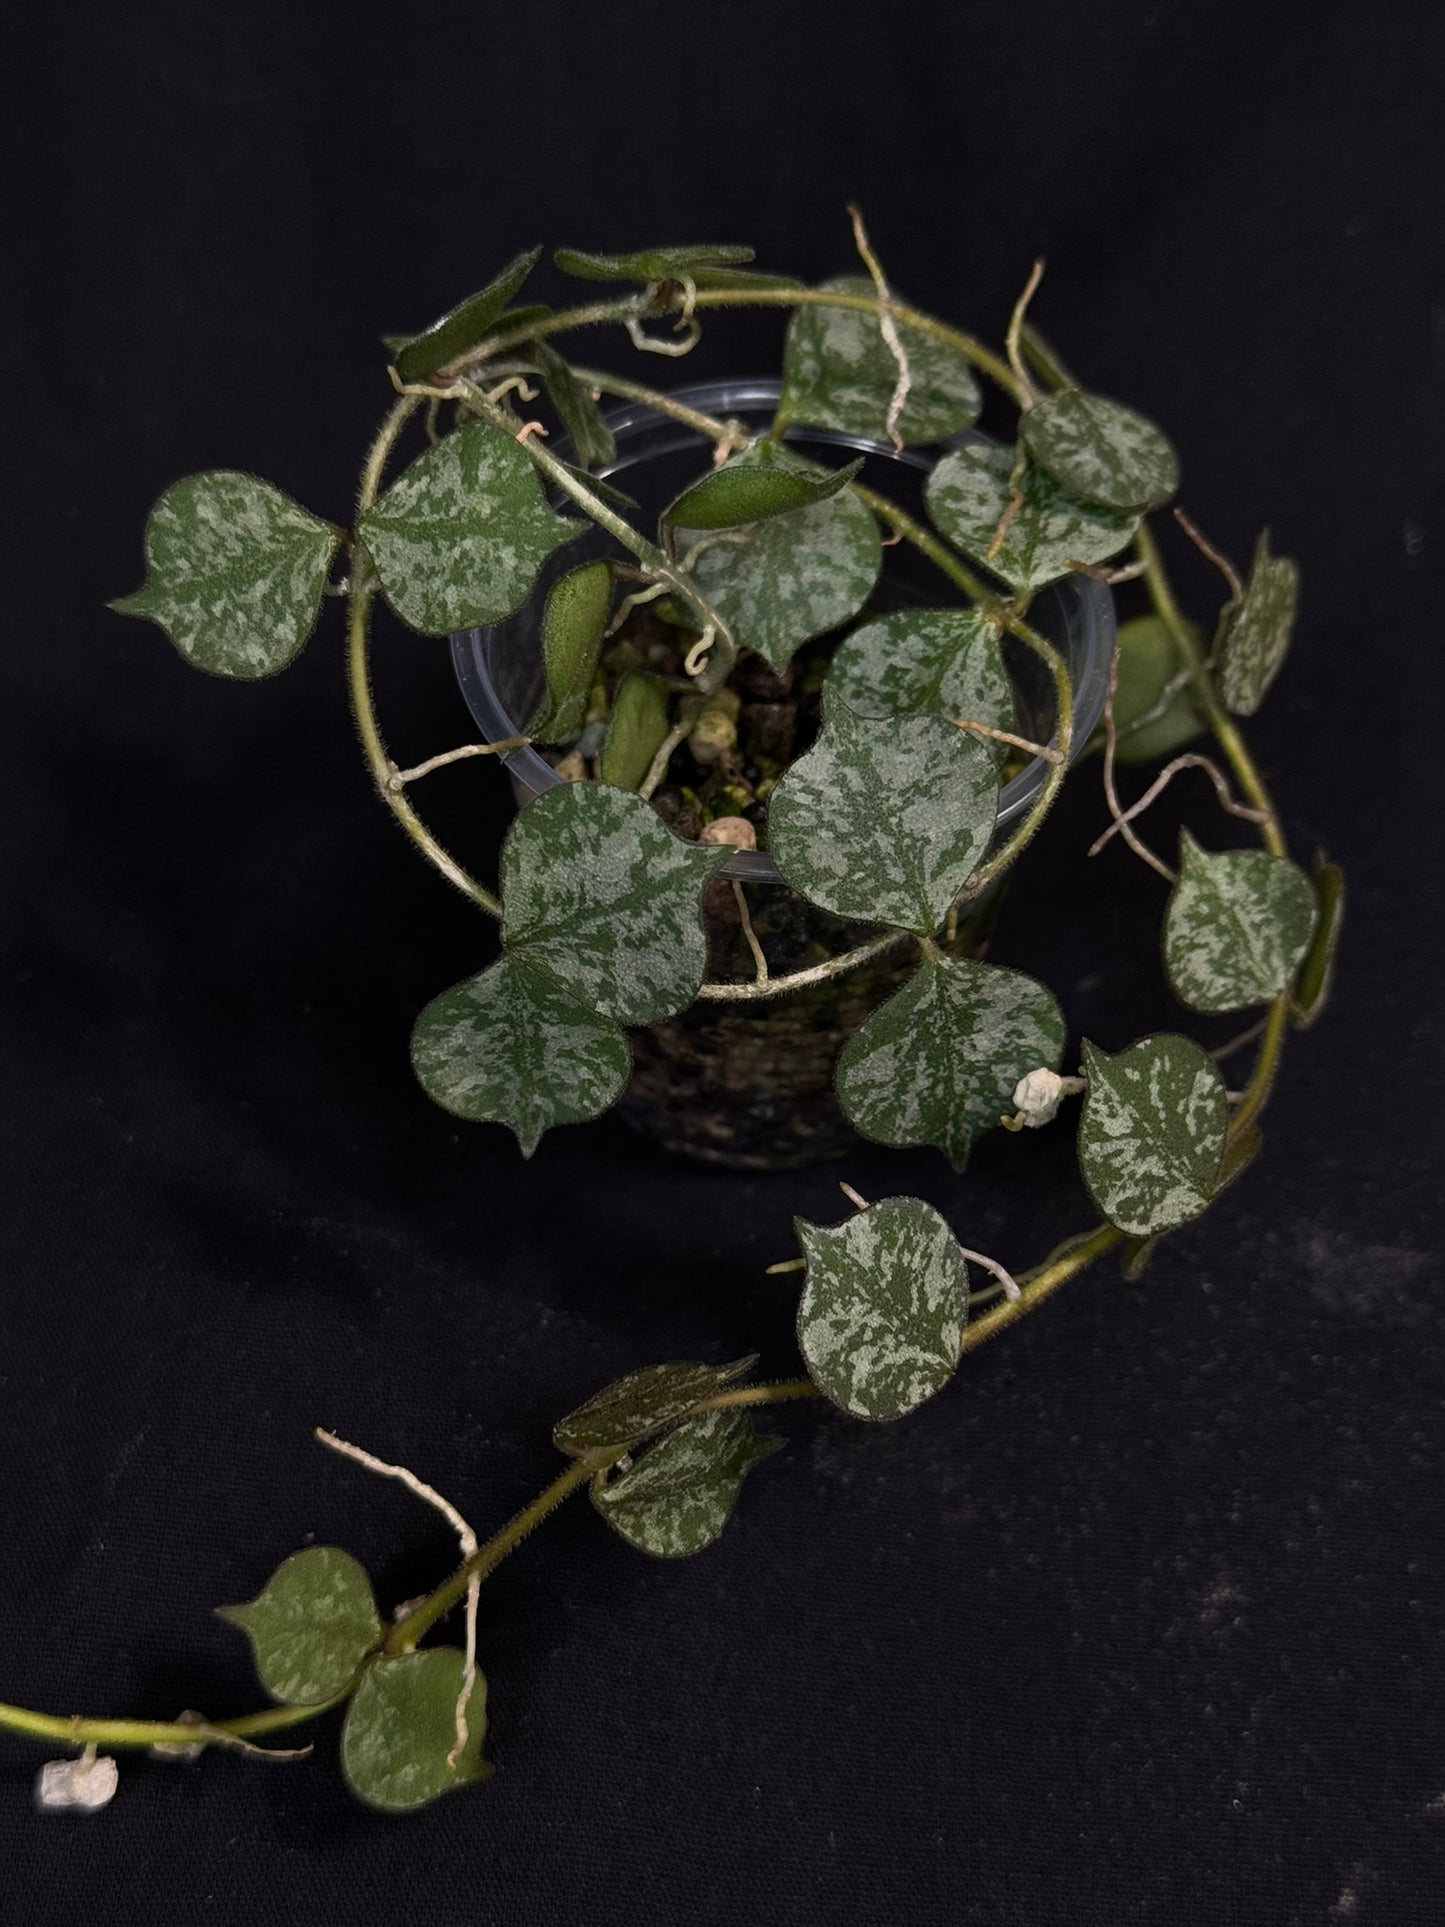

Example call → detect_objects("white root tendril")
1000 1067 1087 1132
848 202 911 453
683 625 717 678
36 1747 118 1814
314 1429 479 1774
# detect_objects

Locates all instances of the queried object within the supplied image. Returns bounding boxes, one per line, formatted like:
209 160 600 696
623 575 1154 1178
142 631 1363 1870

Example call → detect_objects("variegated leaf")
1163 833 1317 1013
926 441 1138 591
1108 614 1205 764
681 483 882 673
387 247 542 383
502 782 729 1025
1020 388 1179 511
1215 530 1299 716
591 1408 780 1557
341 1651 490 1812
358 423 579 636
409 954 630 1155
217 1547 380 1706
666 443 863 532
825 607 1012 747
110 471 338 679
1291 859 1345 1028
766 705 998 934
554 243 757 281
795 1197 968 1421
835 953 1065 1169
529 559 613 742
1077 1035 1229 1237
779 275 982 444
555 1357 756 1467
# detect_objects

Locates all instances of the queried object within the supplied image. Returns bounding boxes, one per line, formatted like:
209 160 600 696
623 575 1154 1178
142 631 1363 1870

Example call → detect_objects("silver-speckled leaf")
1077 1035 1229 1237
409 954 630 1155
598 672 671 791
216 1547 380 1706
388 247 542 383
667 445 863 532
1020 388 1179 511
780 275 983 444
681 483 882 673
358 423 579 636
766 705 998 935
554 1357 757 1467
1215 530 1299 717
926 441 1138 592
529 559 614 742
795 1197 967 1421
531 339 617 470
502 781 730 1025
553 244 757 281
341 1650 489 1812
1163 832 1317 1013
591 1408 781 1558
826 608 1012 746
1108 614 1205 764
111 471 338 679
1291 860 1345 1029
835 953 1065 1169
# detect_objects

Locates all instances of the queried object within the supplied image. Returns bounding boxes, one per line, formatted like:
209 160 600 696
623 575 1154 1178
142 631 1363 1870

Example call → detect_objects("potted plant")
1 218 1341 1815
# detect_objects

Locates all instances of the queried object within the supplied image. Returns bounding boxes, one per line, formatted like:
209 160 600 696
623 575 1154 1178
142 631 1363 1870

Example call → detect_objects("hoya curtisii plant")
2 220 1345 1815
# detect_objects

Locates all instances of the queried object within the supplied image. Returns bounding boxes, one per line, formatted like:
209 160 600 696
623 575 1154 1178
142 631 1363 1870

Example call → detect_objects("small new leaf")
1215 530 1300 716
826 607 1012 740
358 423 579 636
767 705 998 934
926 441 1138 591
341 1651 490 1813
836 953 1065 1169
531 339 616 469
1163 832 1318 1013
1107 615 1205 764
217 1547 380 1706
666 446 864 531
1077 1035 1229 1237
502 781 730 1026
388 247 543 384
111 472 338 679
1291 859 1345 1028
795 1197 968 1421
591 1408 780 1558
1020 388 1179 511
780 275 982 444
598 672 671 791
555 1356 757 1467
409 953 630 1155
529 559 614 742
554 244 757 282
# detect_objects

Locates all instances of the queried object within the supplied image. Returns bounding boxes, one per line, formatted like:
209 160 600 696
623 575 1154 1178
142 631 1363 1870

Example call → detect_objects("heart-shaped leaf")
598 672 671 791
1077 1035 1229 1237
1291 858 1345 1028
1163 832 1318 1013
825 607 1012 742
766 704 998 934
217 1547 380 1706
530 339 616 469
1107 614 1205 764
591 1408 781 1557
681 482 882 673
358 423 579 635
779 275 983 444
529 559 614 742
555 1356 757 1467
554 244 757 282
836 953 1065 1169
666 445 864 532
387 247 543 384
341 1650 490 1812
926 442 1138 591
1020 388 1179 511
502 781 730 1025
1214 530 1299 716
795 1197 968 1421
110 472 338 679
410 954 630 1155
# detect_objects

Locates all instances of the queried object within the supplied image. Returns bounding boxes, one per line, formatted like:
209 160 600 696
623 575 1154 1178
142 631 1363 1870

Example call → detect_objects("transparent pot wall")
453 381 1114 1168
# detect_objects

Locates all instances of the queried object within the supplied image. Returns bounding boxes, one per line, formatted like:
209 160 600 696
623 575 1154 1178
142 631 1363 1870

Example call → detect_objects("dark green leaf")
591 1408 780 1557
1020 388 1179 511
529 560 614 742
531 339 616 469
554 244 756 282
836 952 1064 1169
1163 832 1318 1013
1078 1035 1229 1237
1291 858 1345 1028
826 607 1012 741
1216 1122 1262 1193
779 275 982 445
217 1547 380 1706
1215 530 1299 716
388 248 543 383
685 264 798 289
502 780 729 1025
767 704 998 934
110 472 338 679
598 672 672 791
410 954 630 1155
555 1356 757 1467
1106 614 1205 764
341 1650 489 1813
358 423 579 635
666 446 863 531
795 1197 968 1421
926 441 1138 591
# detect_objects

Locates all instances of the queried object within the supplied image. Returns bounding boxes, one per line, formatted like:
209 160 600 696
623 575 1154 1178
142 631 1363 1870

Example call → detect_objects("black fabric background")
2 3 1442 1921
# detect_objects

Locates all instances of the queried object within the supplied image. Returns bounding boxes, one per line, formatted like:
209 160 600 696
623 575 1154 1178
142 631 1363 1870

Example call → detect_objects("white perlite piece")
1008 1067 1086 1129
36 1751 119 1813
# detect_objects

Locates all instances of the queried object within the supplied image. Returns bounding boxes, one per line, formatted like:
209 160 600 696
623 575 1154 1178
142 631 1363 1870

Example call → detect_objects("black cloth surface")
2 3 1442 1920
